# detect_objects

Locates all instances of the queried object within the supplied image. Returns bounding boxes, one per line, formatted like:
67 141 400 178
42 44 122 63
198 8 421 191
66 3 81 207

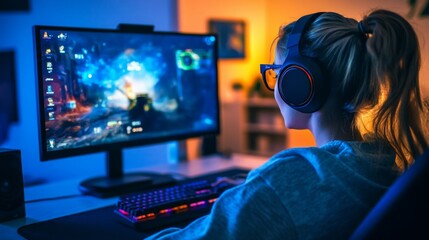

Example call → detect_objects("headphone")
277 12 329 113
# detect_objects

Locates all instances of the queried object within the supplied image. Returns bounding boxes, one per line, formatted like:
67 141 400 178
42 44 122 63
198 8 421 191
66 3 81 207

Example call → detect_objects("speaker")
278 12 329 113
0 148 25 222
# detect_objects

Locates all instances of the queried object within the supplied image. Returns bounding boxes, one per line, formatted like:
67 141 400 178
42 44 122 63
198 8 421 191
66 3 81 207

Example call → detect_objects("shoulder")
248 140 396 183
247 141 350 182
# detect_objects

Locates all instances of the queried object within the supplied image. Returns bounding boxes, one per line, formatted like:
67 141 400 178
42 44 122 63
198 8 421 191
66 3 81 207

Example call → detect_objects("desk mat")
17 204 192 240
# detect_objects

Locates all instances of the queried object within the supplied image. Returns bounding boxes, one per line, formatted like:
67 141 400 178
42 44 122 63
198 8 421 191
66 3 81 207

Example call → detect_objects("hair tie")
358 21 369 37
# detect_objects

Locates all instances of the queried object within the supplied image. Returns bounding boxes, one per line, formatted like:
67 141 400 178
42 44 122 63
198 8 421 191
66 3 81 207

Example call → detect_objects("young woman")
146 9 428 239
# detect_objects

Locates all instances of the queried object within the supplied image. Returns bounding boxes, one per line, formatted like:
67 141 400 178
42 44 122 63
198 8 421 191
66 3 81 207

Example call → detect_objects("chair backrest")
350 148 429 239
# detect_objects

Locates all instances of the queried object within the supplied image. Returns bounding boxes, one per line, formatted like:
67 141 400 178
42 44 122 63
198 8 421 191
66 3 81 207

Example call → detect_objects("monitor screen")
34 26 219 161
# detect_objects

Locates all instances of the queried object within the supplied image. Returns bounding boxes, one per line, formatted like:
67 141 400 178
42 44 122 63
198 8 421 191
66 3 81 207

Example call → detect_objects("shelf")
218 98 288 157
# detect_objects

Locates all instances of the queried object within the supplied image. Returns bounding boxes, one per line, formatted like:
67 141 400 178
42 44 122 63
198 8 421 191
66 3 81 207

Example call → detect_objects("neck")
308 108 360 147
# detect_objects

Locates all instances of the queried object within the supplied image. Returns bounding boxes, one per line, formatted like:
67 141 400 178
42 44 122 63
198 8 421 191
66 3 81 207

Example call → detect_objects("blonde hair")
276 10 428 170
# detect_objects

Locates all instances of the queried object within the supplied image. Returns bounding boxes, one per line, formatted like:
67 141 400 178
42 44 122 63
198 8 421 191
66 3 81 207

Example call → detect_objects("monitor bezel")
33 25 220 161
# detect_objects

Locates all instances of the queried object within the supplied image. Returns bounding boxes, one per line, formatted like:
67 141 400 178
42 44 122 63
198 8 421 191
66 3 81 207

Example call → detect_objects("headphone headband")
287 12 324 50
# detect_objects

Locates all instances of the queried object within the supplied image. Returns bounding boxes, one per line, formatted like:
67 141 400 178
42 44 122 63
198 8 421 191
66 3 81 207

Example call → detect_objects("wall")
0 0 179 185
178 0 429 150
178 0 267 100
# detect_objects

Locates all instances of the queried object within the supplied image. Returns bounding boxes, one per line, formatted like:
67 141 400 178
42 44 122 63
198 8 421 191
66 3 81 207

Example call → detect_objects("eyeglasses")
260 64 283 91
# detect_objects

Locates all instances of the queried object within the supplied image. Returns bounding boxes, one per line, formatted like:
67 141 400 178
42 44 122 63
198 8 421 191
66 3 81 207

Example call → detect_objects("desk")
0 154 267 239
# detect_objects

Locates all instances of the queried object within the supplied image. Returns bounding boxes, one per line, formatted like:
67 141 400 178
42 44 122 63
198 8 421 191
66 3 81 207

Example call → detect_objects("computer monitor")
33 25 219 197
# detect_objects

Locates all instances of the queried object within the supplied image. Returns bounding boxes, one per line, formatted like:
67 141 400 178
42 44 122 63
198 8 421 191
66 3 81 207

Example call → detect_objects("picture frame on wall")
208 19 245 59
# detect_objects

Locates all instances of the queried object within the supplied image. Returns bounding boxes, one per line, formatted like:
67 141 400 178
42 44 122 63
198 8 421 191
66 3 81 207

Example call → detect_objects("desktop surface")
0 154 266 240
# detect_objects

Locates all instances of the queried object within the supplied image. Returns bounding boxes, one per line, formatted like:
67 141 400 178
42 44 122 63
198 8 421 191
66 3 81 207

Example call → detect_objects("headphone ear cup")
278 58 328 113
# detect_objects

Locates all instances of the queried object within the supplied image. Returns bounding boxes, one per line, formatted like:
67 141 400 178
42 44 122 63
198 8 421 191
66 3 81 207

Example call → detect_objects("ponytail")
360 9 428 169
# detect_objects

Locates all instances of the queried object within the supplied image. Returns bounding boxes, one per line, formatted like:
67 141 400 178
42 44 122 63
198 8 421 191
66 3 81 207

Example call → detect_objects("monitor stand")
79 148 177 198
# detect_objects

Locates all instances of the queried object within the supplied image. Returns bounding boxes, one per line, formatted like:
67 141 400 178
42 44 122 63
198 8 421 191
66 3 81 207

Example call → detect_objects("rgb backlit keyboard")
114 168 248 231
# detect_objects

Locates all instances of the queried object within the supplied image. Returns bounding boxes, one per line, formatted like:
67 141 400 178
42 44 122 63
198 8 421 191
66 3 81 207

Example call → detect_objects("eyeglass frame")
260 64 283 91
